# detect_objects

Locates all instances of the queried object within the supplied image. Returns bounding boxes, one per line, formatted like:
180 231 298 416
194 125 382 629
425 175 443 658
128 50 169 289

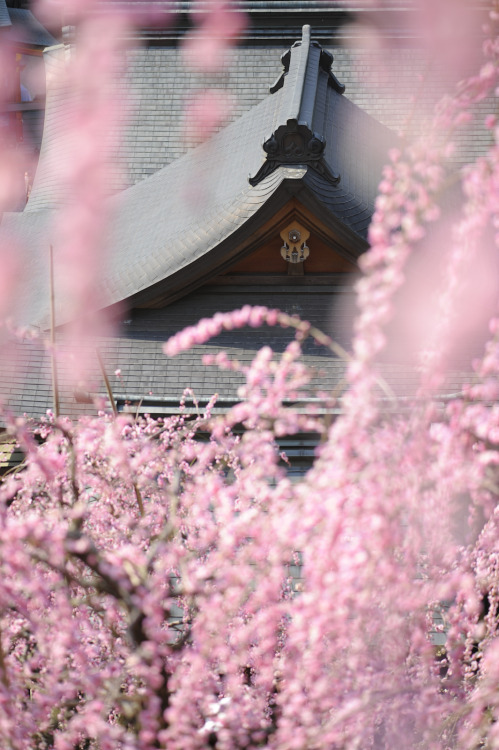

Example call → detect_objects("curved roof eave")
99 26 382 312
104 165 297 311
1 25 393 329
124 169 369 309
1 88 284 329
1 160 369 332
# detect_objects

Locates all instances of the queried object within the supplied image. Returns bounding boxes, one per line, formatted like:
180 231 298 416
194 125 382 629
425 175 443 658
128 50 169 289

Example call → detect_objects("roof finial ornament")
250 26 343 188
269 25 345 96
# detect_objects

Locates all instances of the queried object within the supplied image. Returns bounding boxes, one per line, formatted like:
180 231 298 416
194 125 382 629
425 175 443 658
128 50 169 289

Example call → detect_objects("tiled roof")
0 0 10 27
5 8 57 47
107 47 494 189
117 45 287 188
19 45 68 211
3 27 395 330
0 285 478 422
0 16 487 421
18 12 491 195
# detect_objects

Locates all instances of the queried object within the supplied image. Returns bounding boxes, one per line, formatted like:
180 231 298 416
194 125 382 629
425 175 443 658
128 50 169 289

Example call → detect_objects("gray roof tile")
5 27 392 327
0 0 10 27
6 8 57 47
0 19 487 418
0 286 480 420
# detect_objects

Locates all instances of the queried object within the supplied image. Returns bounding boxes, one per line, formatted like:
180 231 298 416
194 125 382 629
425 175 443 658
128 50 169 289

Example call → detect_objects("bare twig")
0 623 10 690
96 350 144 516
96 347 118 417
133 484 145 517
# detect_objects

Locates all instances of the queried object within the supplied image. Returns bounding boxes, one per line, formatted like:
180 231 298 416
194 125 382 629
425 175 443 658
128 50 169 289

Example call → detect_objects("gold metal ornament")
280 221 310 264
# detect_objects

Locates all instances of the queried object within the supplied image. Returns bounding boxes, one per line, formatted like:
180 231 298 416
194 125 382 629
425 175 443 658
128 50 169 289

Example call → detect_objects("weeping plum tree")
3 1 499 748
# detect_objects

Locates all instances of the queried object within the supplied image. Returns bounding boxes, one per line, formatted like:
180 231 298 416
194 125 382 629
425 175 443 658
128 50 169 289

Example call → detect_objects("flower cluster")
3 1 499 749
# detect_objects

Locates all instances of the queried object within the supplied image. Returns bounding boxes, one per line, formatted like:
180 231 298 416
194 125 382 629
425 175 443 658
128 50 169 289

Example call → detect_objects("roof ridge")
249 25 344 188
286 23 311 125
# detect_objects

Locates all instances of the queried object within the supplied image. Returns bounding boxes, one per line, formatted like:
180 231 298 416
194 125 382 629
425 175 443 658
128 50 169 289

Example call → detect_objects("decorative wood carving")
249 121 340 187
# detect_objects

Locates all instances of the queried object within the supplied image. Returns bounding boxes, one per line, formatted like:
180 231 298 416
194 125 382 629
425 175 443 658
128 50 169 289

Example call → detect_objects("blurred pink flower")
38 10 133 385
382 212 499 370
184 89 233 144
34 0 99 25
341 0 487 136
415 0 487 85
184 1 246 72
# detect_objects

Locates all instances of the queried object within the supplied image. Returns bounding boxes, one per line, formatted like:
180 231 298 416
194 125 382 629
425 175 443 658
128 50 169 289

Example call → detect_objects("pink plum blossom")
3 2 499 749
